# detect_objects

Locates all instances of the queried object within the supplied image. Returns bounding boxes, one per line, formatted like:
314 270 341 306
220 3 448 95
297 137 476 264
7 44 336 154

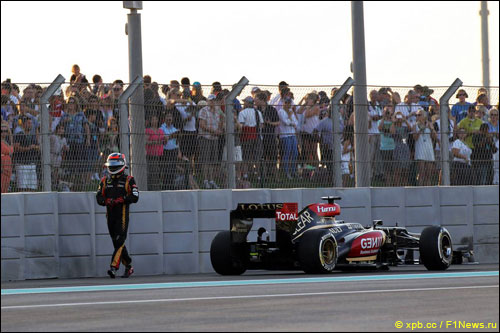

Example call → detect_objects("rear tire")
419 226 453 271
298 229 337 274
210 231 247 275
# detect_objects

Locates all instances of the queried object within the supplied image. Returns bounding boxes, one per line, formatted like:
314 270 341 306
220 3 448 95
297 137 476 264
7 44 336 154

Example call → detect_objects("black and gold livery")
96 172 139 272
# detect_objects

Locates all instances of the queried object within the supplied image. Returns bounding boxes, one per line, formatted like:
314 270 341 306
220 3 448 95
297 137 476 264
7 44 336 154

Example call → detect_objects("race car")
210 196 473 275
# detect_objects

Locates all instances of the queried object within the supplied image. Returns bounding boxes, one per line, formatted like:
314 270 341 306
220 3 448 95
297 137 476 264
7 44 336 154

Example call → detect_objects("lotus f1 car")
210 196 473 275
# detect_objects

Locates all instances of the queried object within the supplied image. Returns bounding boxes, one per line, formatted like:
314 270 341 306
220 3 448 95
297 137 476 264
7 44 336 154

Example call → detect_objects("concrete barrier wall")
1 186 498 281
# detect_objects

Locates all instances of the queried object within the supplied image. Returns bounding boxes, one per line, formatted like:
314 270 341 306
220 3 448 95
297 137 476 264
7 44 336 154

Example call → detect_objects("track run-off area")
2 264 498 331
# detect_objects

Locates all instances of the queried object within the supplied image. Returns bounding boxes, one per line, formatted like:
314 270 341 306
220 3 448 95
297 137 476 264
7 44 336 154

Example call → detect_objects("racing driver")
96 153 139 278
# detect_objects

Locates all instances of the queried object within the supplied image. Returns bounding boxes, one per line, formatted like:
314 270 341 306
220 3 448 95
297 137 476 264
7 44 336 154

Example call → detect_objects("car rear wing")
230 203 298 219
230 203 298 243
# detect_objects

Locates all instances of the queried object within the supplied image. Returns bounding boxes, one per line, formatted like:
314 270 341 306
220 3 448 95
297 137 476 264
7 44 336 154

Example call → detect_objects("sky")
1 1 499 89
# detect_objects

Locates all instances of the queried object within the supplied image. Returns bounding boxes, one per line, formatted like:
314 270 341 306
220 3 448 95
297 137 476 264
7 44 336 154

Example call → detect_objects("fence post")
351 1 370 187
225 76 249 189
118 76 143 176
331 77 355 187
40 74 65 192
439 78 462 186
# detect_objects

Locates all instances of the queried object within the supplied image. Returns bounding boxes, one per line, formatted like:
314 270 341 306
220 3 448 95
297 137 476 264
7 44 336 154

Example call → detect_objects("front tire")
298 229 337 274
419 226 453 270
210 231 247 275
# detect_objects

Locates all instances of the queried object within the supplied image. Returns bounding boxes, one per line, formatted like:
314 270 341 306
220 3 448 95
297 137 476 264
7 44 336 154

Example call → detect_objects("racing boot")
107 266 117 279
122 265 134 278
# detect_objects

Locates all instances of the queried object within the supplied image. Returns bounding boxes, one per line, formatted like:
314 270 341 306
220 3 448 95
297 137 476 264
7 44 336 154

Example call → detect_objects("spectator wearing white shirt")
297 92 320 171
238 96 263 182
451 128 472 185
413 110 437 186
395 90 420 127
198 94 223 189
175 98 197 163
278 97 299 179
269 81 289 109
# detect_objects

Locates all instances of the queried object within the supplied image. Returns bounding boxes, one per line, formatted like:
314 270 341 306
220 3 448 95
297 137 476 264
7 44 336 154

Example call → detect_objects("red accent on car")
276 203 298 222
308 203 341 217
347 230 385 257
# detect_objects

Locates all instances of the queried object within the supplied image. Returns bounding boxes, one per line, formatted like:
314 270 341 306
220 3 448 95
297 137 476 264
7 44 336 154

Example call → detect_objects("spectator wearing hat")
191 82 206 104
238 96 264 182
418 86 438 112
198 94 223 189
250 87 261 99
451 89 472 124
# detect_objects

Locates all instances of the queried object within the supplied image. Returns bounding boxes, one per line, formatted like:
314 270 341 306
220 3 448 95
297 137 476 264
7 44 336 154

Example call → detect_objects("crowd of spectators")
1 65 499 193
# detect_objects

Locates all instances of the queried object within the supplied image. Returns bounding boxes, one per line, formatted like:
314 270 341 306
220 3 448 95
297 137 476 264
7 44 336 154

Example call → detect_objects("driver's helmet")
105 153 127 175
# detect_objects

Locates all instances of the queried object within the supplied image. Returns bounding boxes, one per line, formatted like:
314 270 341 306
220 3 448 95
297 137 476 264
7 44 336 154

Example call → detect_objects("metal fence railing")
1 78 499 192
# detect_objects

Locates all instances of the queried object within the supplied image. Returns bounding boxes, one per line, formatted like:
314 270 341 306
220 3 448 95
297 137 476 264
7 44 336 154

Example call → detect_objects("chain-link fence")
1 78 499 193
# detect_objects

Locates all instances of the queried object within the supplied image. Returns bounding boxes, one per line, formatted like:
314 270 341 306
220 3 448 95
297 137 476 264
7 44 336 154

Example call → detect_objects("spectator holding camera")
413 109 437 186
391 111 411 186
378 105 395 185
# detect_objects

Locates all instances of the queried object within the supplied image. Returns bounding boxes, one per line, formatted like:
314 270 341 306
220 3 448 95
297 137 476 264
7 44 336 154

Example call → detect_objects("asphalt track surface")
2 264 498 332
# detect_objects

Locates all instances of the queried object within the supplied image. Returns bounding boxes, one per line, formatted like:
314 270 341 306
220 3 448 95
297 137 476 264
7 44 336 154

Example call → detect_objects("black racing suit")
96 173 139 269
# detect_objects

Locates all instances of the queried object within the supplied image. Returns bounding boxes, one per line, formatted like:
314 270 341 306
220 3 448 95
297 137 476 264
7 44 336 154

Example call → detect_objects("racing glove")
105 198 115 207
